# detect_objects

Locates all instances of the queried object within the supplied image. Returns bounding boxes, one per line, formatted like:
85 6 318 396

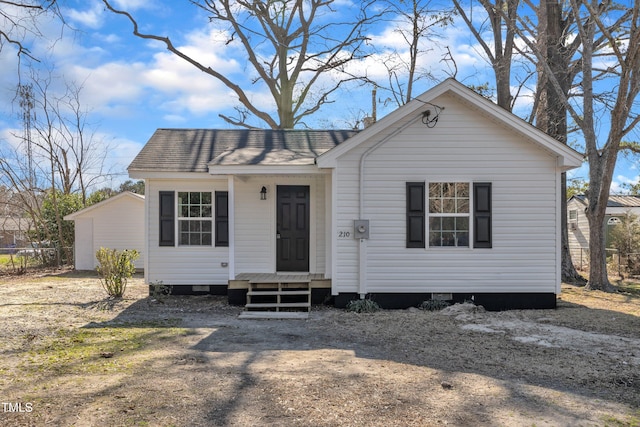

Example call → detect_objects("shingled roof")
128 129 359 173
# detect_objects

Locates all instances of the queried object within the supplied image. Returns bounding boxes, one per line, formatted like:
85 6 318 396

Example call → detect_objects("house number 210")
338 230 351 238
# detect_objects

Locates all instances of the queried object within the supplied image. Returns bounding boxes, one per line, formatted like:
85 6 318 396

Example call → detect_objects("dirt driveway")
1 270 639 426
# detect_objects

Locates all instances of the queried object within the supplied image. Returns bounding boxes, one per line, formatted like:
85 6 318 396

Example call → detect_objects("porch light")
260 186 267 200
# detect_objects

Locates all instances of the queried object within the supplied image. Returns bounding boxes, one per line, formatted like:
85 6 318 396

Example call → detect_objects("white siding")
567 199 589 268
146 175 329 285
233 175 327 275
71 196 144 270
333 94 561 295
146 179 229 285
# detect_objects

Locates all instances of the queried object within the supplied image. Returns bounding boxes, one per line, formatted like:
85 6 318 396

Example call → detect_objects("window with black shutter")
159 191 175 246
473 182 492 248
215 191 229 247
406 182 426 248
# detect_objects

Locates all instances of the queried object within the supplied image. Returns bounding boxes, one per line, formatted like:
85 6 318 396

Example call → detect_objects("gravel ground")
0 269 639 426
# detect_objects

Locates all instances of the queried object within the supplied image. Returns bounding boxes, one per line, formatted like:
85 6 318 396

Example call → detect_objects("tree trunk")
585 200 615 291
536 0 584 283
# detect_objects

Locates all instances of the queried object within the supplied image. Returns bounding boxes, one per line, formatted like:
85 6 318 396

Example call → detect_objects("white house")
128 79 582 310
567 194 640 269
64 192 145 270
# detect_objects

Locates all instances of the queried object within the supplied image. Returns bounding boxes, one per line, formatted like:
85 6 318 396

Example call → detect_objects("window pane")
457 232 469 247
441 232 455 246
442 183 455 198
190 192 201 204
442 217 455 231
202 205 212 218
429 199 441 213
429 232 441 247
456 183 469 198
180 221 189 232
202 220 212 232
429 217 442 231
456 217 469 231
457 199 469 213
201 192 211 204
202 233 212 246
442 199 455 213
429 183 441 198
179 233 189 245
190 233 201 246
178 192 188 204
180 206 189 217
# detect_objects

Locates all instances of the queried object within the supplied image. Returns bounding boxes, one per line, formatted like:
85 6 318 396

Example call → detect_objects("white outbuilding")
64 192 145 270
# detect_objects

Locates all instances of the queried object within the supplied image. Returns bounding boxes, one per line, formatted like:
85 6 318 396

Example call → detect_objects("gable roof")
64 191 145 220
128 129 359 173
316 78 584 170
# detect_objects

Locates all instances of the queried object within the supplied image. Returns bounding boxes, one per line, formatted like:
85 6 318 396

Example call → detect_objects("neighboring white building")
64 192 145 270
128 79 583 310
567 194 640 268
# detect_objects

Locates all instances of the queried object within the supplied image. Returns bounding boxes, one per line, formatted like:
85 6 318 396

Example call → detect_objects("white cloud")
65 1 105 29
111 0 155 11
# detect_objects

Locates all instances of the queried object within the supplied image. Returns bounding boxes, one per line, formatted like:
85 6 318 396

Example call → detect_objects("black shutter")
406 182 425 248
159 191 175 246
215 191 229 247
473 182 492 248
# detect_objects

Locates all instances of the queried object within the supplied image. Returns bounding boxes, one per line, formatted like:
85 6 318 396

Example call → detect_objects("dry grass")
0 271 639 426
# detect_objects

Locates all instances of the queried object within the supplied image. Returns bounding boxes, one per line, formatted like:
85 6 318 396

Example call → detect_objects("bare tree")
102 0 385 129
379 0 453 107
509 1 639 290
452 0 521 110
0 68 113 264
18 70 113 203
574 2 640 290
0 0 63 61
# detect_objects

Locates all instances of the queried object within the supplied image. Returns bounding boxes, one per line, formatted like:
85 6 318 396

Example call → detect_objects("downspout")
357 115 423 298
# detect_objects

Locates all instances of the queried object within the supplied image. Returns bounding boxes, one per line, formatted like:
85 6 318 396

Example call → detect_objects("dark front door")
277 185 310 272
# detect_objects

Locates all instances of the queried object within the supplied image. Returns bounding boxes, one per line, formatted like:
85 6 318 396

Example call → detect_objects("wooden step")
241 279 312 319
238 311 309 320
246 290 310 296
245 302 311 309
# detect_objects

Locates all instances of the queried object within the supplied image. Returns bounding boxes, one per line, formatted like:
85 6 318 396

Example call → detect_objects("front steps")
238 279 311 320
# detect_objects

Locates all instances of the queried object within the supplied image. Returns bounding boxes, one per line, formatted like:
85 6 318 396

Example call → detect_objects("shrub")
346 298 380 313
150 281 173 303
419 299 451 311
95 248 139 298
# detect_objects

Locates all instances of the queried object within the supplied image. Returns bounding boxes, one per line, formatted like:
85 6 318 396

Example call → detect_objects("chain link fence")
572 247 631 278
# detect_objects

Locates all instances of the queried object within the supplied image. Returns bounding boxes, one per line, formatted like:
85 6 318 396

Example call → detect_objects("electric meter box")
354 220 370 239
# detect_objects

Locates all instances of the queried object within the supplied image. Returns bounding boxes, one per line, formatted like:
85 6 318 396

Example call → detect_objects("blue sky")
0 0 637 191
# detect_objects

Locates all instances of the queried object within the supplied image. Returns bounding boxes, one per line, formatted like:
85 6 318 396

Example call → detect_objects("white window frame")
177 191 213 246
569 209 578 222
427 181 472 249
